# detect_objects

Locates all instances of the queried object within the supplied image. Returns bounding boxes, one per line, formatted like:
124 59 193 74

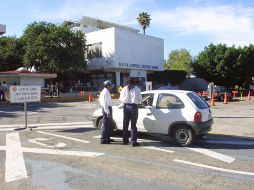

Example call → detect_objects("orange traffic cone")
248 90 251 100
88 93 92 102
210 94 215 106
223 93 228 104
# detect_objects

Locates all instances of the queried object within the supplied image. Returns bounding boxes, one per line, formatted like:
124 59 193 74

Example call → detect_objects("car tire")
98 118 103 131
172 126 193 146
97 118 117 134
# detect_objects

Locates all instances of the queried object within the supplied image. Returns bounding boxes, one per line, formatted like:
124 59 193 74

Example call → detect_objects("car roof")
142 90 192 94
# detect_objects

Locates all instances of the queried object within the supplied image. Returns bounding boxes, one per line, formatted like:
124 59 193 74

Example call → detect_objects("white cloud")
30 1 254 47
152 4 254 46
31 0 139 23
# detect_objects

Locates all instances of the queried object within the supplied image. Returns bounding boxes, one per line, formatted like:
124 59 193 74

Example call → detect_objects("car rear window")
187 92 209 109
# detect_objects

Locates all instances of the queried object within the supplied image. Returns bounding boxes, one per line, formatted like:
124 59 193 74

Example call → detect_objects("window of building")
87 42 102 59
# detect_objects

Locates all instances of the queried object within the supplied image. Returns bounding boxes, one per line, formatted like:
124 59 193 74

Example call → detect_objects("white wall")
85 28 115 68
114 28 164 71
20 78 45 87
85 27 164 72
0 24 6 35
130 70 147 79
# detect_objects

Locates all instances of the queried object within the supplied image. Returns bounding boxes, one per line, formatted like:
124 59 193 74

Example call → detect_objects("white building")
68 16 164 89
0 24 6 35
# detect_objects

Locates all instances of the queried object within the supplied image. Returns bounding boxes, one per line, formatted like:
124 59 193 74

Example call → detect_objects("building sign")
118 62 159 70
10 86 41 103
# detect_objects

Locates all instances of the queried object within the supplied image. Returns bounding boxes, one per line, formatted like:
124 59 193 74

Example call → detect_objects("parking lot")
0 98 254 190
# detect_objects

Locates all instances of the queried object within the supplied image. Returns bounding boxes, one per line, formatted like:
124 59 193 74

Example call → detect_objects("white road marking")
143 146 175 153
0 121 93 128
55 143 66 148
21 147 104 157
0 124 94 131
5 132 28 183
28 138 66 148
92 135 160 143
174 159 254 176
0 128 17 132
187 147 235 163
0 146 104 157
36 131 90 144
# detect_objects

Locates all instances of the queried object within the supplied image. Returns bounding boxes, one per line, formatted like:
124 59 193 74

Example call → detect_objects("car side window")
141 94 154 108
156 93 184 109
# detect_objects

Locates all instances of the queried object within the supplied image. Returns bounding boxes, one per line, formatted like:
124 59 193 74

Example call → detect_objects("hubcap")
176 129 190 144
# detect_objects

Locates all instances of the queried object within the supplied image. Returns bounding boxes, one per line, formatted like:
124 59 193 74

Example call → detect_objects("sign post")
10 86 41 130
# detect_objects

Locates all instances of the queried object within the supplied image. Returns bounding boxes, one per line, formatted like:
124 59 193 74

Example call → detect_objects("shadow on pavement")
110 130 254 150
56 127 97 133
0 102 73 119
193 133 254 150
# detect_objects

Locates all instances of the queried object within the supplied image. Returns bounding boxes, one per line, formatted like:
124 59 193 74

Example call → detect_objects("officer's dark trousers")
123 104 138 143
101 106 112 143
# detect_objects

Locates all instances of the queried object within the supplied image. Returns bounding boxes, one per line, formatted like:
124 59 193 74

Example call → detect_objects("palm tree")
137 12 151 35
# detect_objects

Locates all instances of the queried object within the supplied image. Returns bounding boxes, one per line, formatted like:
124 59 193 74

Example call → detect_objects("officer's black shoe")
131 142 140 147
101 141 110 144
123 141 129 145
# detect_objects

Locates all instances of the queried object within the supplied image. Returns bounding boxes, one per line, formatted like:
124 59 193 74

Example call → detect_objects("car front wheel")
97 118 117 134
172 126 193 146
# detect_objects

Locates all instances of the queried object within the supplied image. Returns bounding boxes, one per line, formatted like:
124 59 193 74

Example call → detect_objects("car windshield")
187 92 209 109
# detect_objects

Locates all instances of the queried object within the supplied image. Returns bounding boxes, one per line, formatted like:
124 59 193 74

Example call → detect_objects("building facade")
69 16 164 90
0 24 6 35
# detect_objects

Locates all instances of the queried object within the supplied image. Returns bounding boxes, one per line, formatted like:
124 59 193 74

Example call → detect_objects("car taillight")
194 111 202 123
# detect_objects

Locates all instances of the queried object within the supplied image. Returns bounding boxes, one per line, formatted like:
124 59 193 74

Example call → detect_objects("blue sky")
1 0 254 58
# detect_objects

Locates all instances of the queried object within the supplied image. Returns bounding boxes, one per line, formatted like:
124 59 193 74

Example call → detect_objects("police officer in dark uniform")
119 78 142 147
99 80 113 144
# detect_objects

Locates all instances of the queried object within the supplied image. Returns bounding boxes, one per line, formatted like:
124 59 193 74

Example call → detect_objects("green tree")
137 12 151 35
238 45 254 85
0 36 24 71
165 49 192 74
192 44 228 85
21 21 86 73
192 43 254 87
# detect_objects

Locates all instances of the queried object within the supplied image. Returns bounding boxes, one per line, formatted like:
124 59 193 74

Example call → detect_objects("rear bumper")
192 119 213 135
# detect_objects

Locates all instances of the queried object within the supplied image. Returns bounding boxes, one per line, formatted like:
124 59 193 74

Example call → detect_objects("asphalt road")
0 99 254 190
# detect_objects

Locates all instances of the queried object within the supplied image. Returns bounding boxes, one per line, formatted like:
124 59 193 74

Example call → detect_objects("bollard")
88 93 93 102
210 94 215 106
248 90 251 100
240 93 243 101
223 93 228 104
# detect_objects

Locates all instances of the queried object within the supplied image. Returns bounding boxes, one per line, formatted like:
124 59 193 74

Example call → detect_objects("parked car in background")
202 86 233 101
92 90 213 146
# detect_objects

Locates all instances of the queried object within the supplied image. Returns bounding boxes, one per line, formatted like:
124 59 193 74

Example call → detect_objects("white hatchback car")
92 90 213 146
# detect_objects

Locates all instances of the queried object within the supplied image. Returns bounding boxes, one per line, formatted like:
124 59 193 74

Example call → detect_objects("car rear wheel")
172 126 193 146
